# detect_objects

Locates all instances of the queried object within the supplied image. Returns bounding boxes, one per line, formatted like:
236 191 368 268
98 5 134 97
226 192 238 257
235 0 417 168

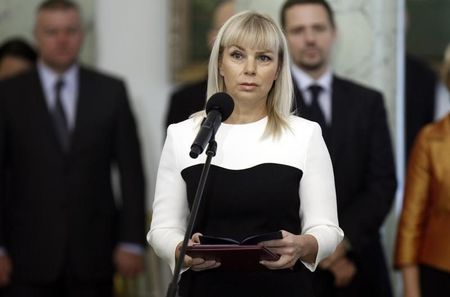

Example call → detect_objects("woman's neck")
225 103 267 124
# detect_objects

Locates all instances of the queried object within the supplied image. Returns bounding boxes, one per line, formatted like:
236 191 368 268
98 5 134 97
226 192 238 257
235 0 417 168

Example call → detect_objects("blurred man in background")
0 1 146 296
281 1 396 296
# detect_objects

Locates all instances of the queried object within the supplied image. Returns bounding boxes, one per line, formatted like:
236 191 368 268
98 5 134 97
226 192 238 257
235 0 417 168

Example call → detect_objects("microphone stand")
166 138 218 297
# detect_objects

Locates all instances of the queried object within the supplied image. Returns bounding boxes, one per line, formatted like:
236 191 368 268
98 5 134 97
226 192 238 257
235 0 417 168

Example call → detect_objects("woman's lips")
239 83 257 90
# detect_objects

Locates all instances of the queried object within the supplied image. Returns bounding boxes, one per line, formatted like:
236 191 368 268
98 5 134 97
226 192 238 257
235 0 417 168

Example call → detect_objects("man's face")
34 8 83 73
284 4 335 73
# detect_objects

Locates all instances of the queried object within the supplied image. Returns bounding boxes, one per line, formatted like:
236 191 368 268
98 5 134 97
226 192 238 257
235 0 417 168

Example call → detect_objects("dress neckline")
222 116 268 128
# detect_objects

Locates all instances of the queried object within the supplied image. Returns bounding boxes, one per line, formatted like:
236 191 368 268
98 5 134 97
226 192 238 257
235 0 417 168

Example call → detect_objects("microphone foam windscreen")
205 92 234 122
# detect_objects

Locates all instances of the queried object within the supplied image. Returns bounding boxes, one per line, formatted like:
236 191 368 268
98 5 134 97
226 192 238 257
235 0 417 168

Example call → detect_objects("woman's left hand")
259 230 318 270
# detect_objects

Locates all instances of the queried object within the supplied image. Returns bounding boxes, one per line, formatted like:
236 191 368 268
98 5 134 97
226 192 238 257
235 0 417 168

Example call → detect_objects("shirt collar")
291 64 333 92
37 60 79 94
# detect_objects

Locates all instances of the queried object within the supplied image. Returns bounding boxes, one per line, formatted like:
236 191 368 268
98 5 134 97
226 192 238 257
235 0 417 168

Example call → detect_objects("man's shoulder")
0 69 38 97
333 75 383 98
171 79 207 99
0 69 36 86
79 65 125 86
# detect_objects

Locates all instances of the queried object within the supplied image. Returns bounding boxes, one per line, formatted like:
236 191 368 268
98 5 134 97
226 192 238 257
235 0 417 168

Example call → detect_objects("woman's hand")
259 230 318 270
175 232 221 271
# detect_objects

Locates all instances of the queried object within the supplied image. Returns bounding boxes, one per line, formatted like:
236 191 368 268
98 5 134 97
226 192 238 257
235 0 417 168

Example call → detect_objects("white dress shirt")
291 64 333 125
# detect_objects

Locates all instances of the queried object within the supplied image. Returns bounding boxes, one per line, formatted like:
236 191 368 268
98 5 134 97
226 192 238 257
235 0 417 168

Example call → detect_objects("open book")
199 231 283 245
185 231 282 270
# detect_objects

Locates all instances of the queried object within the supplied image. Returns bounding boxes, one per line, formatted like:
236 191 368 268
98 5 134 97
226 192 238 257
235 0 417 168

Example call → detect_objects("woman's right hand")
175 232 221 271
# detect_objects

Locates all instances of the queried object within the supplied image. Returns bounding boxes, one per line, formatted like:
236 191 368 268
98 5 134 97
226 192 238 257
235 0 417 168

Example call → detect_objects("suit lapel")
293 75 353 163
293 81 303 115
69 67 91 155
29 69 66 154
292 80 309 118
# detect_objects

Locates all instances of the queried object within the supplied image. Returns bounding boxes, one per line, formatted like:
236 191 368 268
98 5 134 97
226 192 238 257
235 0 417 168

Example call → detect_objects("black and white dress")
148 115 343 297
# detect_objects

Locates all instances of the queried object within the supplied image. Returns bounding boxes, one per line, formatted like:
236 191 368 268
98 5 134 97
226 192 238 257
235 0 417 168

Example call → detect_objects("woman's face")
219 44 279 108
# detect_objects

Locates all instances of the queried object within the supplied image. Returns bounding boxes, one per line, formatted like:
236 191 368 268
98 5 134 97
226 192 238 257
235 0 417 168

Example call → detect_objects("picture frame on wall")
170 0 222 83
407 0 450 63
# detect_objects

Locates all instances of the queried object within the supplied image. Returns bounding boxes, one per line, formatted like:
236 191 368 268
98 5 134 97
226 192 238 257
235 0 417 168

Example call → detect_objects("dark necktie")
308 84 326 128
53 79 70 151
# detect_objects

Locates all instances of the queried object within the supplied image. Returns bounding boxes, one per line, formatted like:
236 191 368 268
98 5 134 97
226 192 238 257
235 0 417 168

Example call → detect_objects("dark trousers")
420 264 450 297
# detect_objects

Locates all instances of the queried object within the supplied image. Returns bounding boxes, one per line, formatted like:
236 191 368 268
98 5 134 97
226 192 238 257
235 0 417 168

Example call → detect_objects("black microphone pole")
166 138 218 297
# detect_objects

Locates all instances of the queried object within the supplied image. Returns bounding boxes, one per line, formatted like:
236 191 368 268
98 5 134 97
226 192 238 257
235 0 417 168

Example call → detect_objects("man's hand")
114 247 144 278
318 238 355 287
328 257 357 287
0 255 12 287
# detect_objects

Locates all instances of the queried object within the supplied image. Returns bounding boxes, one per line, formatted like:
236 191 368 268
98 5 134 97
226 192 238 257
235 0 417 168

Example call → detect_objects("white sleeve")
434 81 450 120
147 125 189 272
299 123 344 271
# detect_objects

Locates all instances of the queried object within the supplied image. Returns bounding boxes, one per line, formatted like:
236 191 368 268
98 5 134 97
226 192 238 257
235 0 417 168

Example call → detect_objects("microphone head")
205 92 234 122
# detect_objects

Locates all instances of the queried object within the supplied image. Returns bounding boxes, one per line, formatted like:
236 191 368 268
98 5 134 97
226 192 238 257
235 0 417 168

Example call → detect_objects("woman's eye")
231 51 243 59
258 55 272 62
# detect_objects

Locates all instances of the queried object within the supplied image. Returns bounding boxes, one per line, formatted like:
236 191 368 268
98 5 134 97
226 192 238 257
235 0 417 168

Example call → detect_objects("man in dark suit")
0 1 146 296
165 0 235 128
281 1 396 296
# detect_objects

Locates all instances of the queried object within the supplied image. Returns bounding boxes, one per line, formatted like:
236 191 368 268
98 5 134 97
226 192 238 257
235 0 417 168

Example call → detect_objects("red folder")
186 244 279 270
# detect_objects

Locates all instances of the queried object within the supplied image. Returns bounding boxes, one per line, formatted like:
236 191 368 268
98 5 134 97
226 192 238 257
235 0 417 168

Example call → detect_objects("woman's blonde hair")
205 10 294 137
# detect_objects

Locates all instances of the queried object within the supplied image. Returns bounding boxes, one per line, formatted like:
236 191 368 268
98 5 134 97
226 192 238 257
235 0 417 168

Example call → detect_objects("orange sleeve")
394 126 432 268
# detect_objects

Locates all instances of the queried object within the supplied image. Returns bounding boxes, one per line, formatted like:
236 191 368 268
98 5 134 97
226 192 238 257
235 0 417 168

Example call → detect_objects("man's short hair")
37 0 79 12
280 0 335 29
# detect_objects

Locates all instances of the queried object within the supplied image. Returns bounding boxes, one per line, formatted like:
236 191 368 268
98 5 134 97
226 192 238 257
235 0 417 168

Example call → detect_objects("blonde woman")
148 11 343 297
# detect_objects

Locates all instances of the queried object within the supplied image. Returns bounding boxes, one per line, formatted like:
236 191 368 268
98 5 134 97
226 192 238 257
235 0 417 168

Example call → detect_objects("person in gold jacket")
394 51 450 297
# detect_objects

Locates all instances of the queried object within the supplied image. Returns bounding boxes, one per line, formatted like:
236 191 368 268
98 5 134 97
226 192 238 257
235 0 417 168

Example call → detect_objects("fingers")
114 248 144 278
190 259 221 271
182 251 220 271
191 232 203 244
329 257 357 287
182 254 193 267
259 230 302 270
259 230 289 247
260 255 296 270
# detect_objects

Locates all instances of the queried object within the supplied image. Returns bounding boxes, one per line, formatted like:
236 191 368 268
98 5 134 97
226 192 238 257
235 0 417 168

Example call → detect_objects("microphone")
189 92 234 158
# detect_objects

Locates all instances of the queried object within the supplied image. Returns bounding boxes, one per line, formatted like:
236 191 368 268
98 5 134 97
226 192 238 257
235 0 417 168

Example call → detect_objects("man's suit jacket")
165 79 207 128
294 76 397 296
0 66 146 283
